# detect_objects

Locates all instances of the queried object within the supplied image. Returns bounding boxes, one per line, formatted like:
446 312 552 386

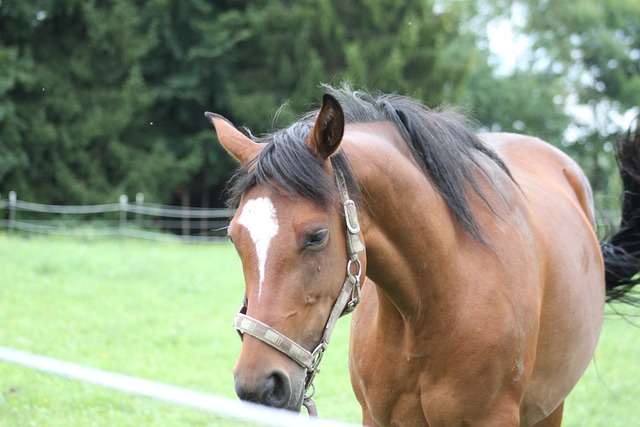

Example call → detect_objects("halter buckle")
343 199 361 234
236 300 248 340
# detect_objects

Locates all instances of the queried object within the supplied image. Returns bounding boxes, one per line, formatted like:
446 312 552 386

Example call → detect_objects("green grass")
564 311 640 427
0 233 359 426
0 233 638 426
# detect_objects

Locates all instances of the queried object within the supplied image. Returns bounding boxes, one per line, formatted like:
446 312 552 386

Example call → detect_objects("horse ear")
205 112 261 164
308 94 345 160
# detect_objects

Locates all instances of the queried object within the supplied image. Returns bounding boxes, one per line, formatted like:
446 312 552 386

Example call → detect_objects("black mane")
225 117 359 211
226 84 512 241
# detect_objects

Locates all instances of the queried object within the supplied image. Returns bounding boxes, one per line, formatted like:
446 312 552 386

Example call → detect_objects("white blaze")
237 197 279 300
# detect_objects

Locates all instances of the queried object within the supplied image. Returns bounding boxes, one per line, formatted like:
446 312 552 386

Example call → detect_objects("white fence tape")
0 192 233 242
0 346 357 427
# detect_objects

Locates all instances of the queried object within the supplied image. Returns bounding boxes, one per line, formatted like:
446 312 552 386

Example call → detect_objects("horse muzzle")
234 368 304 411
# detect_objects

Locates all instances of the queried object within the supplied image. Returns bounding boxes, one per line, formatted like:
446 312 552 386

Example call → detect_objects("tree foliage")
461 59 571 144
226 0 488 131
503 0 640 208
1 0 638 209
139 0 250 206
1 1 158 203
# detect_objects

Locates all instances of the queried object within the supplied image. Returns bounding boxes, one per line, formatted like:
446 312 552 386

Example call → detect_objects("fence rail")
1 191 622 242
0 191 233 243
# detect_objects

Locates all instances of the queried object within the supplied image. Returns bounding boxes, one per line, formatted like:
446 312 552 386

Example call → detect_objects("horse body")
206 87 640 426
344 126 604 425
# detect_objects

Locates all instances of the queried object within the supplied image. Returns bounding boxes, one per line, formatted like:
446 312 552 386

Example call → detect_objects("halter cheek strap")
232 164 365 416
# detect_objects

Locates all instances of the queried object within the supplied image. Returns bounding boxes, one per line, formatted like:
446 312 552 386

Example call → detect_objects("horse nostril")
259 370 292 408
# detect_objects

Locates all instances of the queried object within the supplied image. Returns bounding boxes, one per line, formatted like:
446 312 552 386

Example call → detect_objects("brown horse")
206 86 640 426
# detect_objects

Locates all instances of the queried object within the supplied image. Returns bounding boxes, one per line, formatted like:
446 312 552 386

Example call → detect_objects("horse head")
206 95 366 412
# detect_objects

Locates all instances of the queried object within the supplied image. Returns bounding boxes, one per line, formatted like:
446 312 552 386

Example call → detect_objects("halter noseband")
232 164 365 416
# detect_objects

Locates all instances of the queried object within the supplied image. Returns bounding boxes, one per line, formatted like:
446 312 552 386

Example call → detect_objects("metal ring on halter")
342 259 362 316
311 342 327 370
303 386 318 417
347 258 362 279
305 382 316 400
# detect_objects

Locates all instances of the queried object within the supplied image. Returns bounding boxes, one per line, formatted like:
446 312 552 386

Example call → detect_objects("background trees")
225 1 489 128
494 0 640 209
139 0 250 207
1 1 157 203
1 0 637 210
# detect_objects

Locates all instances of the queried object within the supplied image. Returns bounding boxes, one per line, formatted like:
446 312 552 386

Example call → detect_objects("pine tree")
0 1 166 204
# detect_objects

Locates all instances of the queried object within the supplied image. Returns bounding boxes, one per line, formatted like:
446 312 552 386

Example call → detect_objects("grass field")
0 233 638 426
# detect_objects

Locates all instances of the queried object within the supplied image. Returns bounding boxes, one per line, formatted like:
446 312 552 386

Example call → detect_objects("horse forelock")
225 119 360 211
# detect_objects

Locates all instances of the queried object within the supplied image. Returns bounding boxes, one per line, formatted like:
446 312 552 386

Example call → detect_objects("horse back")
484 132 596 225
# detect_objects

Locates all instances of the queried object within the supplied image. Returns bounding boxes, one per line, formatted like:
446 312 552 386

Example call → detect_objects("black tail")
601 117 640 306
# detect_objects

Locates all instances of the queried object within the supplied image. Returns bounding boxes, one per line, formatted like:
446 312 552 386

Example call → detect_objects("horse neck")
343 123 464 319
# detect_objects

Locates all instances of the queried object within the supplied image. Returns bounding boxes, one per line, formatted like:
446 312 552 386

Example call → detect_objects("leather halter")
232 164 365 416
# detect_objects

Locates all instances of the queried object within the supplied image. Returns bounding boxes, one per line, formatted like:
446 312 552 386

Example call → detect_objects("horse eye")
304 229 329 248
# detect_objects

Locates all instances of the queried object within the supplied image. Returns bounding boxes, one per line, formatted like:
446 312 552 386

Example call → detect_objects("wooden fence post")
119 195 128 229
8 191 17 230
180 190 190 237
136 193 144 228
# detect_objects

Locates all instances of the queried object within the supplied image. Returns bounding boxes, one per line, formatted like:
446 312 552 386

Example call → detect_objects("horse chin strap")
232 164 365 417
